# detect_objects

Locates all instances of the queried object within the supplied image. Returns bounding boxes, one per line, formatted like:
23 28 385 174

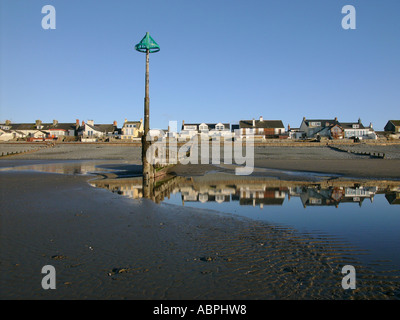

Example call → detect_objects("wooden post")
142 49 154 182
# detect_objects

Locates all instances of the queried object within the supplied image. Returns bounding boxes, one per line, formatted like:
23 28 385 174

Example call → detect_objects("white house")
78 120 118 138
341 121 377 140
238 116 285 139
179 121 231 141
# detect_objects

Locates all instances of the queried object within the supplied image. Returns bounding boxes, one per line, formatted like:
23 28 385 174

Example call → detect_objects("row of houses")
1 117 399 142
0 119 143 141
178 117 398 141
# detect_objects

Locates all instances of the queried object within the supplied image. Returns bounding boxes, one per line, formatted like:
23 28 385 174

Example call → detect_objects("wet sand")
1 144 400 299
1 170 400 299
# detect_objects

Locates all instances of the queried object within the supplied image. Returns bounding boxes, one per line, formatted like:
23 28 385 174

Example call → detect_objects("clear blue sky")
1 0 399 130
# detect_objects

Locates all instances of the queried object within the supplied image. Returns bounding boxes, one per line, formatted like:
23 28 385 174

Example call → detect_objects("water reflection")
90 175 400 208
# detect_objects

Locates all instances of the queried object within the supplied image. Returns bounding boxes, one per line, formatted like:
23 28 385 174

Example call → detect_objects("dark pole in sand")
135 32 160 189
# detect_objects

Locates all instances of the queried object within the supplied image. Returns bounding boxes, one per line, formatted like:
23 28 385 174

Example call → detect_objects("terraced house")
121 119 144 140
0 119 79 141
238 116 286 139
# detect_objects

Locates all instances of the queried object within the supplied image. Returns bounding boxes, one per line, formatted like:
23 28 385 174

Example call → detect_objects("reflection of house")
239 116 285 139
300 187 339 208
340 186 377 206
121 119 143 140
385 192 400 205
90 180 143 199
298 186 378 207
179 185 234 203
237 186 287 208
88 176 395 210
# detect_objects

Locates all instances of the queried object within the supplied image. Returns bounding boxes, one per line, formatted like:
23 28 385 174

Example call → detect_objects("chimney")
53 119 58 126
288 124 291 130
182 120 185 126
76 119 80 126
87 120 94 126
252 118 255 127
140 118 143 123
82 120 85 126
370 122 373 129
334 117 338 122
124 119 127 123
303 117 306 121
35 119 42 126
5 120 11 126
259 116 263 122
113 120 117 127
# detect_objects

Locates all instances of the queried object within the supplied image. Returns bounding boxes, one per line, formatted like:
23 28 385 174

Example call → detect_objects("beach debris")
51 255 67 260
107 267 149 276
199 256 216 262
200 270 212 275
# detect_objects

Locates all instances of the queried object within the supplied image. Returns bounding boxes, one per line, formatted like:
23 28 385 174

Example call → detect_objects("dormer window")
199 124 208 131
352 124 359 129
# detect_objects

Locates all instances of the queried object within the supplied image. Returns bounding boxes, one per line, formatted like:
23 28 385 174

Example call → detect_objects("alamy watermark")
145 121 255 176
41 5 56 30
341 265 356 290
41 4 356 31
41 265 56 290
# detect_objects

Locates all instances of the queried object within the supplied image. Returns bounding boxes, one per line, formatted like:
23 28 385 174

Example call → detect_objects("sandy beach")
1 143 400 299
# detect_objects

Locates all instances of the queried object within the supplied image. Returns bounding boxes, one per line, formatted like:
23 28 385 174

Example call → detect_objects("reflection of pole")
142 48 153 181
143 177 153 199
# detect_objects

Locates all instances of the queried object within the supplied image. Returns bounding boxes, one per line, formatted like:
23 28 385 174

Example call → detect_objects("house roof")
85 124 117 133
8 123 78 131
239 120 284 129
47 123 77 131
303 119 339 127
182 123 231 130
123 121 142 128
339 122 366 129
9 123 37 130
388 120 400 126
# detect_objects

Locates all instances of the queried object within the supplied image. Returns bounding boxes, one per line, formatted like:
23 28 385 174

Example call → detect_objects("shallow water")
162 182 400 268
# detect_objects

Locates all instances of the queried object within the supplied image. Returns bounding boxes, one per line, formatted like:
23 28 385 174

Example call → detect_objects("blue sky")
1 0 399 130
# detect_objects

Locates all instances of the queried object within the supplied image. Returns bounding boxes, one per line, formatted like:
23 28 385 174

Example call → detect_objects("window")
352 124 359 129
184 125 197 131
310 122 321 127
